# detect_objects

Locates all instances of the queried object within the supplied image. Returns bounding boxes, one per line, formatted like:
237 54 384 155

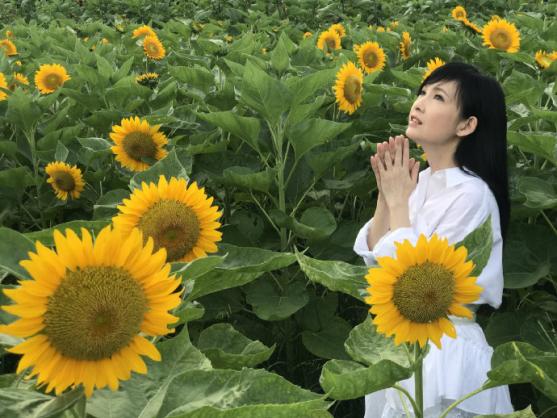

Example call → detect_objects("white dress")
353 166 514 418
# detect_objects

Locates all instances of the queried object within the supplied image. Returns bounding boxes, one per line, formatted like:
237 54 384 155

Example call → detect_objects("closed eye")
418 90 444 101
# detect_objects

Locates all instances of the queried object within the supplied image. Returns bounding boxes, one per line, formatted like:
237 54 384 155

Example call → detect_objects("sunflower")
463 19 482 34
109 116 168 172
482 17 520 53
0 225 181 397
317 29 341 55
390 21 399 29
135 72 159 86
357 41 386 74
143 35 166 60
333 61 364 115
0 72 8 101
101 38 110 45
377 26 386 32
423 57 445 81
0 39 17 56
365 233 482 348
45 162 85 200
417 143 427 161
224 35 233 43
112 175 222 263
132 25 157 39
12 72 30 88
399 32 412 60
34 64 70 95
535 50 557 69
330 23 346 38
303 31 312 39
451 6 467 22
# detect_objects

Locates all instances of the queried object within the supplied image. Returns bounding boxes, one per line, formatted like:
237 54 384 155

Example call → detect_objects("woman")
353 62 514 417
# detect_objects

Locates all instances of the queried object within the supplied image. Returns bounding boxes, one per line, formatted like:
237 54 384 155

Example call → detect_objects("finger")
384 149 392 169
394 136 403 167
402 137 409 168
412 160 420 183
388 137 396 163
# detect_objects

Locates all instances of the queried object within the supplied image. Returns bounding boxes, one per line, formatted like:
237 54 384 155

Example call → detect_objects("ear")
456 116 478 137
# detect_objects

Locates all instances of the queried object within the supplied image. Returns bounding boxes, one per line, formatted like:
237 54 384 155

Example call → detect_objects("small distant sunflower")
101 38 110 45
399 32 412 60
45 162 85 200
9 72 29 90
482 17 520 53
109 116 168 172
535 50 557 69
365 233 482 348
303 31 312 39
333 61 364 115
143 35 166 60
317 29 341 55
132 25 157 39
357 41 386 74
224 35 233 43
15 60 22 67
0 225 181 397
377 26 386 32
390 21 399 29
463 19 482 34
0 38 17 56
330 23 346 38
6 30 13 38
451 6 467 22
112 175 223 263
261 48 267 55
423 57 445 80
135 72 159 85
34 64 70 95
0 72 8 101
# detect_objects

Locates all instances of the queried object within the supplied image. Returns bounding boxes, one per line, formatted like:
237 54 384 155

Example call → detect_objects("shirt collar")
420 166 478 188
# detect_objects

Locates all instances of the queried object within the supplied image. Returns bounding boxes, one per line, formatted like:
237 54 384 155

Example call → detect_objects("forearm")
367 195 390 251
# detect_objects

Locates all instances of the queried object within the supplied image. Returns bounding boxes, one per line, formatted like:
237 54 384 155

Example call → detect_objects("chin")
405 127 420 144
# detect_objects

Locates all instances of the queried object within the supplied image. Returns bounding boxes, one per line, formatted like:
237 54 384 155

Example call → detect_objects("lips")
409 114 422 125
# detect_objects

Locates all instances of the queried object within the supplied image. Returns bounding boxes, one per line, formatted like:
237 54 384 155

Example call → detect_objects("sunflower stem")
438 385 486 418
23 128 46 229
393 384 420 418
414 343 424 418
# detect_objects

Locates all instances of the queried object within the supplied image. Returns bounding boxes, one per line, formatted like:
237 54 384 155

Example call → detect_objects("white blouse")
353 165 504 309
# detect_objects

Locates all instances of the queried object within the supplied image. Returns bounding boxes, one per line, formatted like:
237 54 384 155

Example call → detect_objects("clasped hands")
370 135 420 210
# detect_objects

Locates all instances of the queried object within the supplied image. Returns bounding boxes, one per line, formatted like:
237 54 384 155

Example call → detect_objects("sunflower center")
138 200 200 261
343 75 362 104
44 266 147 360
456 11 465 19
325 37 336 51
147 43 158 54
363 50 378 68
44 73 62 90
123 132 158 162
491 30 511 50
392 261 455 323
52 171 76 192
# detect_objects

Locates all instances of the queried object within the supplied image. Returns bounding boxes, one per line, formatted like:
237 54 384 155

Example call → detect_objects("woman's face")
405 80 464 146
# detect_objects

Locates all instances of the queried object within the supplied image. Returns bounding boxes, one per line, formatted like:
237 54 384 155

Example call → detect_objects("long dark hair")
417 62 510 246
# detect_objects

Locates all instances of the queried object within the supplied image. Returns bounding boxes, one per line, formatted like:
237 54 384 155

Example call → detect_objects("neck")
419 141 459 174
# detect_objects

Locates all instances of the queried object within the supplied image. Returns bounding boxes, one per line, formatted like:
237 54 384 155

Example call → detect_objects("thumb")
411 160 420 183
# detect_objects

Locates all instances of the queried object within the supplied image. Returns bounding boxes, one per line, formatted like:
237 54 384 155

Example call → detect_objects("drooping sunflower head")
135 72 160 86
45 161 85 200
0 38 17 56
143 35 166 60
399 31 412 60
109 116 168 172
482 17 520 53
0 72 7 101
317 29 341 55
34 63 71 95
333 61 364 115
357 41 386 74
451 6 467 21
132 24 157 39
303 31 312 39
365 233 482 348
463 19 482 34
13 72 30 86
0 225 181 397
423 57 446 81
112 175 223 263
329 23 346 38
535 50 557 69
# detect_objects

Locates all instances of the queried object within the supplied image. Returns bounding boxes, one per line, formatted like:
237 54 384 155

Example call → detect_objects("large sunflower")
451 6 467 22
45 162 85 200
357 41 386 74
482 17 520 53
0 38 17 56
0 72 7 101
132 25 157 39
365 233 482 348
112 175 222 263
399 32 412 60
535 50 557 69
330 23 346 38
34 64 70 95
317 29 341 55
333 61 364 115
109 116 168 172
0 226 181 397
143 35 166 60
423 57 445 81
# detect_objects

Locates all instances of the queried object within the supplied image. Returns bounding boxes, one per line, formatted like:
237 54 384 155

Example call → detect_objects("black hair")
417 62 510 246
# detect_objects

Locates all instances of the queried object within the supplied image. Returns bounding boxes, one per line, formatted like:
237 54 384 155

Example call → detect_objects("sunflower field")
0 0 556 417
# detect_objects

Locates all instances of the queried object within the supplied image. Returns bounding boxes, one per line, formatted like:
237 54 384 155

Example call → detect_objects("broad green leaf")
93 189 130 220
23 220 110 247
54 141 69 161
198 111 261 152
287 118 351 162
271 35 290 74
222 166 275 193
485 313 524 348
169 66 214 93
217 244 296 272
517 177 557 209
285 69 336 106
96 54 113 79
508 131 557 166
306 143 359 179
270 209 335 241
474 406 536 418
197 323 275 369
6 89 42 131
0 228 37 279
389 68 422 89
295 251 368 301
175 301 205 324
0 166 35 190
172 255 225 281
130 150 192 190
245 277 309 321
486 342 557 402
454 215 493 277
0 141 17 158
188 270 262 301
301 316 352 360
319 359 412 400
299 207 337 239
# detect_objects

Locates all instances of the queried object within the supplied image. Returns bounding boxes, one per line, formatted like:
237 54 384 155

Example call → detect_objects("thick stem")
414 343 424 418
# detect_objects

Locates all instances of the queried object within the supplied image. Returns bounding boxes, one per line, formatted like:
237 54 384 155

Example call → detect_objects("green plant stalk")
393 384 420 417
414 343 424 418
270 122 288 250
24 128 46 229
438 385 486 418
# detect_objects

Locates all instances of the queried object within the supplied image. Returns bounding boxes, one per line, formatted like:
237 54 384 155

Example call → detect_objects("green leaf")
389 68 422 89
222 166 275 193
5 89 42 131
454 214 493 277
486 341 557 402
271 35 290 75
54 141 69 161
245 277 309 321
93 189 130 220
188 270 262 301
198 111 261 152
306 143 359 179
508 131 557 166
295 251 368 301
0 166 35 190
23 220 111 247
301 316 352 360
130 149 192 190
287 118 351 162
285 69 336 106
197 323 275 369
474 406 537 418
169 65 214 93
0 228 36 279
217 244 296 273
270 209 335 241
517 176 557 209
96 54 113 79
299 207 337 239
0 140 18 158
